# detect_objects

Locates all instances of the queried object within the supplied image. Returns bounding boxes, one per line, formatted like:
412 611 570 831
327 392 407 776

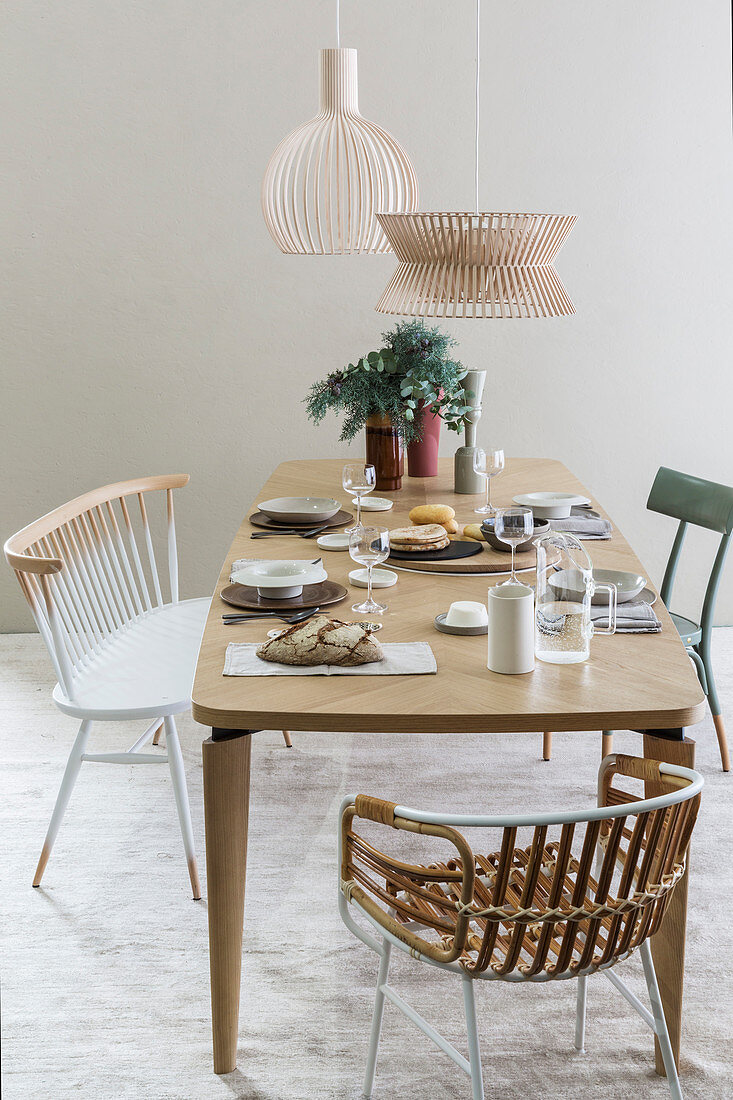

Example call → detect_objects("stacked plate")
258 497 341 523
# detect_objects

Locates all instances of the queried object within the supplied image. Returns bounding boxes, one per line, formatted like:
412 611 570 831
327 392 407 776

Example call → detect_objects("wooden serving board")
387 539 558 574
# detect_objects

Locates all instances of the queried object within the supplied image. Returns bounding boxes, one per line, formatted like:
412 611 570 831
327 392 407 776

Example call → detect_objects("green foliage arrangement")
305 320 471 446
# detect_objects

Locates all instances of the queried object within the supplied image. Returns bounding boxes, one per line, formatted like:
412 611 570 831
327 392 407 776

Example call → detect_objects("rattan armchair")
339 754 702 1100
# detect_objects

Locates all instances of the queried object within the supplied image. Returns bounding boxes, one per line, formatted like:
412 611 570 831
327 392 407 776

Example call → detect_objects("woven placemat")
388 539 559 574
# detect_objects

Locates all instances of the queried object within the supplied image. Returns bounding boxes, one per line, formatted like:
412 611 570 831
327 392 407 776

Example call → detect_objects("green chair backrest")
647 467 733 641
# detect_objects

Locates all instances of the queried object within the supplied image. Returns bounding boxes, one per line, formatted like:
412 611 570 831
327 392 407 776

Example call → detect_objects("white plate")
349 567 398 589
351 496 394 512
258 496 340 524
513 491 591 520
317 532 350 551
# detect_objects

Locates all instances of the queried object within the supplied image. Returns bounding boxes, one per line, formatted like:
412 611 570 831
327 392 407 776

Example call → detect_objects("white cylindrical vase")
487 583 535 675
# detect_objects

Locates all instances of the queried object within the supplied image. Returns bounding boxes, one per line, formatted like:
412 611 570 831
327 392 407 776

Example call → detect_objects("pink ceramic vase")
407 401 442 478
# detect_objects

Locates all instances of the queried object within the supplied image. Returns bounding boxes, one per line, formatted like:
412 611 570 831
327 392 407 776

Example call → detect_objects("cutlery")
222 607 321 625
250 523 330 539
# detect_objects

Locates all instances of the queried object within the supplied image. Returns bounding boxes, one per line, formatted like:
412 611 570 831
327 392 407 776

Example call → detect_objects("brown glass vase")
365 414 403 491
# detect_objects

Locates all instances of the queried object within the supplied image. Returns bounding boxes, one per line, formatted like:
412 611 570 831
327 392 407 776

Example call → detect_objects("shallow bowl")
258 496 340 524
481 517 550 552
512 491 590 520
549 567 646 605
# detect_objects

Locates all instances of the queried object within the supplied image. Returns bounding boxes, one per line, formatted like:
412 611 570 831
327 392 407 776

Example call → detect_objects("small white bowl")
258 496 340 524
349 567 398 589
513 491 590 520
317 532 350 552
444 601 489 628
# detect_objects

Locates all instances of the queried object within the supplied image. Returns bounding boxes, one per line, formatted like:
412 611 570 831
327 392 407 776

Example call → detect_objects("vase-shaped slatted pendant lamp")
262 2 419 255
375 0 576 317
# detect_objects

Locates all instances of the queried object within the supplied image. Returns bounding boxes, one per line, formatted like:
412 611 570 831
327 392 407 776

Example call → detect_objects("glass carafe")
535 532 617 664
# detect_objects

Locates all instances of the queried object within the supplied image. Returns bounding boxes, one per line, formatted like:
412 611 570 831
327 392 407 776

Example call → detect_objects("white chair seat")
52 598 210 720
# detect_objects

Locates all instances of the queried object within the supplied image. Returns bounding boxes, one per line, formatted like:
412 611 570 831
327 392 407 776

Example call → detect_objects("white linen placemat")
224 642 437 676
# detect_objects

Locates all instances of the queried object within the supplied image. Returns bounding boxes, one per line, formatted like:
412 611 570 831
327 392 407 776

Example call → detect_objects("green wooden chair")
603 467 732 772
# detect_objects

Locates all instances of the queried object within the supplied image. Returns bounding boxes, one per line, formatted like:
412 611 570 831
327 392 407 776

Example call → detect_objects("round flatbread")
389 523 447 545
390 535 450 553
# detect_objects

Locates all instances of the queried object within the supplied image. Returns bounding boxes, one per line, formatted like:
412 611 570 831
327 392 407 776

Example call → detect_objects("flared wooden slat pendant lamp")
261 2 419 255
375 0 576 317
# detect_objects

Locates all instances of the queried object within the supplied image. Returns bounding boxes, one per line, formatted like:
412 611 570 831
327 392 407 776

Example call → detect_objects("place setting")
223 495 437 677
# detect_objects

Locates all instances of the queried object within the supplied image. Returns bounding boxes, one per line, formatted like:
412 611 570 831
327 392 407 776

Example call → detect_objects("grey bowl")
480 517 551 553
549 568 647 605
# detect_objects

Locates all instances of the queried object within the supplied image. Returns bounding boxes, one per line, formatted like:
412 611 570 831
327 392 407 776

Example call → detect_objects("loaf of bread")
463 523 486 543
408 504 456 527
443 518 459 534
256 615 383 667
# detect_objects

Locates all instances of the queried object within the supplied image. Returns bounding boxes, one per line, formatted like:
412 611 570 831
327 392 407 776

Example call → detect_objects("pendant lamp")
261 3 419 255
375 1 576 317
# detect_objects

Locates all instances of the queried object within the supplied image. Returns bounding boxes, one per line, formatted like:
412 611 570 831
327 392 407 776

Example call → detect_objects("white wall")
3 0 733 631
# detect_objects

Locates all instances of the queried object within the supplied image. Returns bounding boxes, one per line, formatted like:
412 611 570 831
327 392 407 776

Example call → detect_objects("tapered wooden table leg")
203 731 252 1075
643 731 696 1077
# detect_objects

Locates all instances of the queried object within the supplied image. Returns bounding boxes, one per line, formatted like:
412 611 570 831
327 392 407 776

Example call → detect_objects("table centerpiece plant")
304 320 471 489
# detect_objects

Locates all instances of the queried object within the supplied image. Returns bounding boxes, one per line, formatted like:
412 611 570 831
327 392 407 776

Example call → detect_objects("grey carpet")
1 632 732 1100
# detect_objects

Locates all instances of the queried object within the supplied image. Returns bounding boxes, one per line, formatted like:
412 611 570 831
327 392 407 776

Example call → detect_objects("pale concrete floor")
1 632 732 1100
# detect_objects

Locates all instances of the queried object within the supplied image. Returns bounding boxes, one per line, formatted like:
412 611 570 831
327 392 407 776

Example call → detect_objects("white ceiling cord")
475 0 481 214
336 0 341 47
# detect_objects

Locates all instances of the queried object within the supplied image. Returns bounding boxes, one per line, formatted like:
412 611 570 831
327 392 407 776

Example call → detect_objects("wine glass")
473 448 505 515
349 526 390 614
494 507 534 584
343 463 376 532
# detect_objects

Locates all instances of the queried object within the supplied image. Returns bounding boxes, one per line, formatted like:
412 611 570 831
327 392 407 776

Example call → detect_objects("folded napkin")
549 509 613 541
591 599 661 634
223 641 437 676
230 557 318 584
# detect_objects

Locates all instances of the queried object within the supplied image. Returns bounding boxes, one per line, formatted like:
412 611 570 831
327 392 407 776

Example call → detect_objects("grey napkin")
549 510 613 540
223 641 437 676
591 599 661 634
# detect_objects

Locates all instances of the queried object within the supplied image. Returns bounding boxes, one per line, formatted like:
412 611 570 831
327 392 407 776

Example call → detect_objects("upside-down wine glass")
473 447 505 515
494 507 534 584
349 526 390 614
343 463 376 532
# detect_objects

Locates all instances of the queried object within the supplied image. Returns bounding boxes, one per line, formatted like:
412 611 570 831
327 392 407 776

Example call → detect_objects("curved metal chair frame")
339 754 702 1100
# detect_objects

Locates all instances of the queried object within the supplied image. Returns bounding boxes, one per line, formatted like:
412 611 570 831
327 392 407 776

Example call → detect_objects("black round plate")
388 540 483 562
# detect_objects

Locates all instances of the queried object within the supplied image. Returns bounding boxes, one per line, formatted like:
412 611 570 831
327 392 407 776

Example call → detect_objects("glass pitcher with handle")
535 532 617 664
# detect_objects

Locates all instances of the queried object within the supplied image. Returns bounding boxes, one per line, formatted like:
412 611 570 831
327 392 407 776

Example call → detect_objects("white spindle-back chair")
339 755 703 1100
5 474 211 898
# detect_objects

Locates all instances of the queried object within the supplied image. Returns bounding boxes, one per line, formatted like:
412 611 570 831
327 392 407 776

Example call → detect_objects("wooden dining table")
191 456 705 1080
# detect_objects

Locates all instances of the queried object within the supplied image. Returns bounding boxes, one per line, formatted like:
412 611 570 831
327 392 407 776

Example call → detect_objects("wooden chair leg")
152 721 164 746
602 731 614 758
542 732 552 760
712 714 730 773
282 730 293 748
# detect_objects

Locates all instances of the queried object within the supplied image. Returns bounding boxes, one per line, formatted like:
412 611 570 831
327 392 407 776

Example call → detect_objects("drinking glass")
349 526 390 614
494 507 534 583
343 463 376 532
473 448 505 515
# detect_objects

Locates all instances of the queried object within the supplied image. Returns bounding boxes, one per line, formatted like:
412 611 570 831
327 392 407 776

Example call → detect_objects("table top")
191 457 706 733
